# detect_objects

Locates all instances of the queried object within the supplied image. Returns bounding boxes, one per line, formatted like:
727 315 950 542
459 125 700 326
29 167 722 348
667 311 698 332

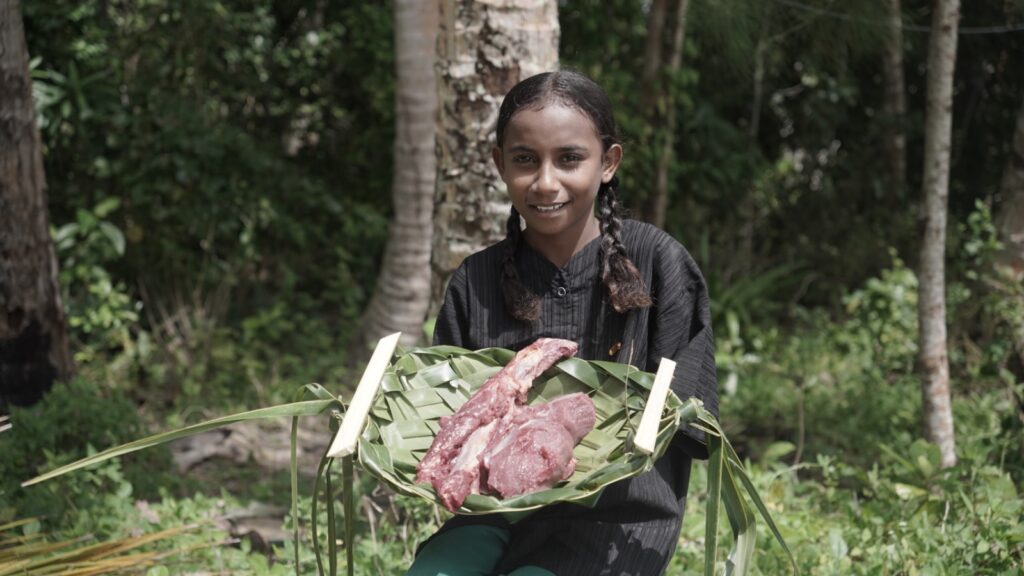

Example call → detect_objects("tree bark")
882 0 907 195
643 0 690 229
996 95 1024 365
917 0 959 469
356 0 440 351
996 96 1024 280
639 0 668 118
0 0 74 407
749 37 765 139
431 0 559 312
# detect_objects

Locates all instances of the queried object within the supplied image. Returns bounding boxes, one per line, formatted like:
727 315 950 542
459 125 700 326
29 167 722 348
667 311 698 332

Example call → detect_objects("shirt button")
555 286 567 298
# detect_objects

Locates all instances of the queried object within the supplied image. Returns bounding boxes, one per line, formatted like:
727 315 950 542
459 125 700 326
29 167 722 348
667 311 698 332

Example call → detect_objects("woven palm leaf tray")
356 344 702 515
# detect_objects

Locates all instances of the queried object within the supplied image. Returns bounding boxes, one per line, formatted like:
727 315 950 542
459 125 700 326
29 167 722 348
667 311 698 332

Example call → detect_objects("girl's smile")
493 103 622 266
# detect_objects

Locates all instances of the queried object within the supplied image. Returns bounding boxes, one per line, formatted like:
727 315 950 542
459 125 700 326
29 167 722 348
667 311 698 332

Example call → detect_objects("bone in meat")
415 338 578 504
481 392 596 499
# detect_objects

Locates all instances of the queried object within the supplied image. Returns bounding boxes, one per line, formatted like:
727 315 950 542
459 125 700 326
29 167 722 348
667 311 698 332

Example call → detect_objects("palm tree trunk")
0 0 74 407
917 0 960 469
431 0 559 312
356 0 440 351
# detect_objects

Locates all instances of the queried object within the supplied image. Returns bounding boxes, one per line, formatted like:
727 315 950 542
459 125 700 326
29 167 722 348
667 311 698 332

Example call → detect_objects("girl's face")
493 103 622 258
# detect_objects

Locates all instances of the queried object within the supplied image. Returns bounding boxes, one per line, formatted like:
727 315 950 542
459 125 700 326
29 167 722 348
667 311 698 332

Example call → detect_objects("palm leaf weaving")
357 345 698 515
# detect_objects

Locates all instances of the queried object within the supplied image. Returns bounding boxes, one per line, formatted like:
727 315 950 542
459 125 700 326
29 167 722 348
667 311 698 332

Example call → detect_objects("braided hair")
497 71 651 322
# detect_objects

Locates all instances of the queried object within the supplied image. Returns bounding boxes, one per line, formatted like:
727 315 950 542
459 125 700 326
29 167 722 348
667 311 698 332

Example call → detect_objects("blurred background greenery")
2 0 1023 573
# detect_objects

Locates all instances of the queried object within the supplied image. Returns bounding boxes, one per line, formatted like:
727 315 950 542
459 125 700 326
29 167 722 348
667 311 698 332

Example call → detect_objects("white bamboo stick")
634 357 676 455
327 332 402 458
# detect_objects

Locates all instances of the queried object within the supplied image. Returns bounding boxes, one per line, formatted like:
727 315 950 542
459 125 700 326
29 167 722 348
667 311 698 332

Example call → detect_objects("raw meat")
481 393 596 499
434 420 497 512
415 338 580 511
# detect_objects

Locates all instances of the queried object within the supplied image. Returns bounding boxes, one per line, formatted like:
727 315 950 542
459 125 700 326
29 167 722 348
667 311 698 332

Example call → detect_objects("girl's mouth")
532 202 567 213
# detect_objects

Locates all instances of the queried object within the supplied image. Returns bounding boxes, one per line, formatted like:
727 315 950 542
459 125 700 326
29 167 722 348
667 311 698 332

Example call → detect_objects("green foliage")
53 198 140 364
13 1 1024 573
24 0 394 406
841 251 919 372
0 379 171 525
707 230 1024 572
674 434 1024 574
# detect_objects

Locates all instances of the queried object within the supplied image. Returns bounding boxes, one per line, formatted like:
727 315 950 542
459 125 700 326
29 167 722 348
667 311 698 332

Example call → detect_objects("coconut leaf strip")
22 400 336 487
721 461 757 575
311 452 329 576
342 455 355 576
326 459 337 576
705 433 725 576
725 443 799 573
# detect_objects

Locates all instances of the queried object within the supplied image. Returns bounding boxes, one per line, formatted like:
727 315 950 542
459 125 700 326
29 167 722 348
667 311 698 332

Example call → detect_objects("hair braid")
597 178 652 313
501 207 542 322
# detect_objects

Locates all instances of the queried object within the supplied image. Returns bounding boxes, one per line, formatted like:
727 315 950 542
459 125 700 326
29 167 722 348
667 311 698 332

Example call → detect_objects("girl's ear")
492 146 505 177
601 143 623 183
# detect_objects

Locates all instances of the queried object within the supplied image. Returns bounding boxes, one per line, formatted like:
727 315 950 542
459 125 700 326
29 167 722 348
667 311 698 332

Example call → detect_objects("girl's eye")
513 154 535 165
562 154 583 164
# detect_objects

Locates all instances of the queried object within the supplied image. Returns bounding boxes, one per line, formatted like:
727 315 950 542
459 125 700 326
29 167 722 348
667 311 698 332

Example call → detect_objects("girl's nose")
533 161 558 195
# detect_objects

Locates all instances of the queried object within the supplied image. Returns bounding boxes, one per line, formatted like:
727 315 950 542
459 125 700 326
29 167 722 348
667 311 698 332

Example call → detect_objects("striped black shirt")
430 219 719 575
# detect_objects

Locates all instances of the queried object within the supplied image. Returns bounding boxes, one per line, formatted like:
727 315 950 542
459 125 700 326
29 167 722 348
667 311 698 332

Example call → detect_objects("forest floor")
167 415 331 551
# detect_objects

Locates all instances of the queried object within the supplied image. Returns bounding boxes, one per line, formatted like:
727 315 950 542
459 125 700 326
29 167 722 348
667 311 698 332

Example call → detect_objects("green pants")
405 525 556 576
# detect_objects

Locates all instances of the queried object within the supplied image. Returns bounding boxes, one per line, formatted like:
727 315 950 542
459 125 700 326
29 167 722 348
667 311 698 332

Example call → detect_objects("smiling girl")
408 70 718 576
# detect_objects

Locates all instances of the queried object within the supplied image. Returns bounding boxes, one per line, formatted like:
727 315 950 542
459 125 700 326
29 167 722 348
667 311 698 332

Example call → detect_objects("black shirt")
432 219 718 575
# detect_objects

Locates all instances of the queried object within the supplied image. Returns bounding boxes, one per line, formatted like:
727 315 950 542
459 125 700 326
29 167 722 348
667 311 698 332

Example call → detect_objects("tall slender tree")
643 0 691 229
639 0 668 119
430 0 559 311
996 96 1024 279
996 96 1024 363
357 0 439 351
918 0 960 469
882 0 907 196
0 0 73 407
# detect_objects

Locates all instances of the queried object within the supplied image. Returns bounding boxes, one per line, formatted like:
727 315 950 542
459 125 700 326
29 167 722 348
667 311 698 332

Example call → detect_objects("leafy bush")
53 198 142 368
0 378 171 525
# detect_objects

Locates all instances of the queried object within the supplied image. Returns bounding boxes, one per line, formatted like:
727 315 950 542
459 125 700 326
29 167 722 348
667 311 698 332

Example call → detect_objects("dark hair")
496 71 652 322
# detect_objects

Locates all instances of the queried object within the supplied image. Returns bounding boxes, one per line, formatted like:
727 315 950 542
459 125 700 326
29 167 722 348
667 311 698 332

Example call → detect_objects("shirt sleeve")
432 264 470 348
649 240 719 460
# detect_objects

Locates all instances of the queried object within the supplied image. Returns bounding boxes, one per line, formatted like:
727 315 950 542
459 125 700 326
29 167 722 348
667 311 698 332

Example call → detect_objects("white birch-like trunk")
882 0 907 194
430 0 559 312
357 0 440 350
0 0 74 406
917 0 960 469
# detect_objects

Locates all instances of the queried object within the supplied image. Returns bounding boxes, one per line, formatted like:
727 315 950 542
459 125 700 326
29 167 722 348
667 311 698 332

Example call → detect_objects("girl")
408 70 718 576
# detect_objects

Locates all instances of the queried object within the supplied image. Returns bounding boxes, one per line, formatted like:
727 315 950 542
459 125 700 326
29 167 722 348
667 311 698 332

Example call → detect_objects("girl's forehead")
502 103 602 145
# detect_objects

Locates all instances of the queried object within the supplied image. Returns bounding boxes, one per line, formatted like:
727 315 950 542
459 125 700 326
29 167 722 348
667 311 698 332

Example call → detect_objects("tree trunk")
356 0 439 352
996 95 1024 365
996 96 1024 280
0 0 74 407
917 0 959 469
644 0 690 229
882 0 907 196
639 0 667 119
749 37 765 139
430 0 559 312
